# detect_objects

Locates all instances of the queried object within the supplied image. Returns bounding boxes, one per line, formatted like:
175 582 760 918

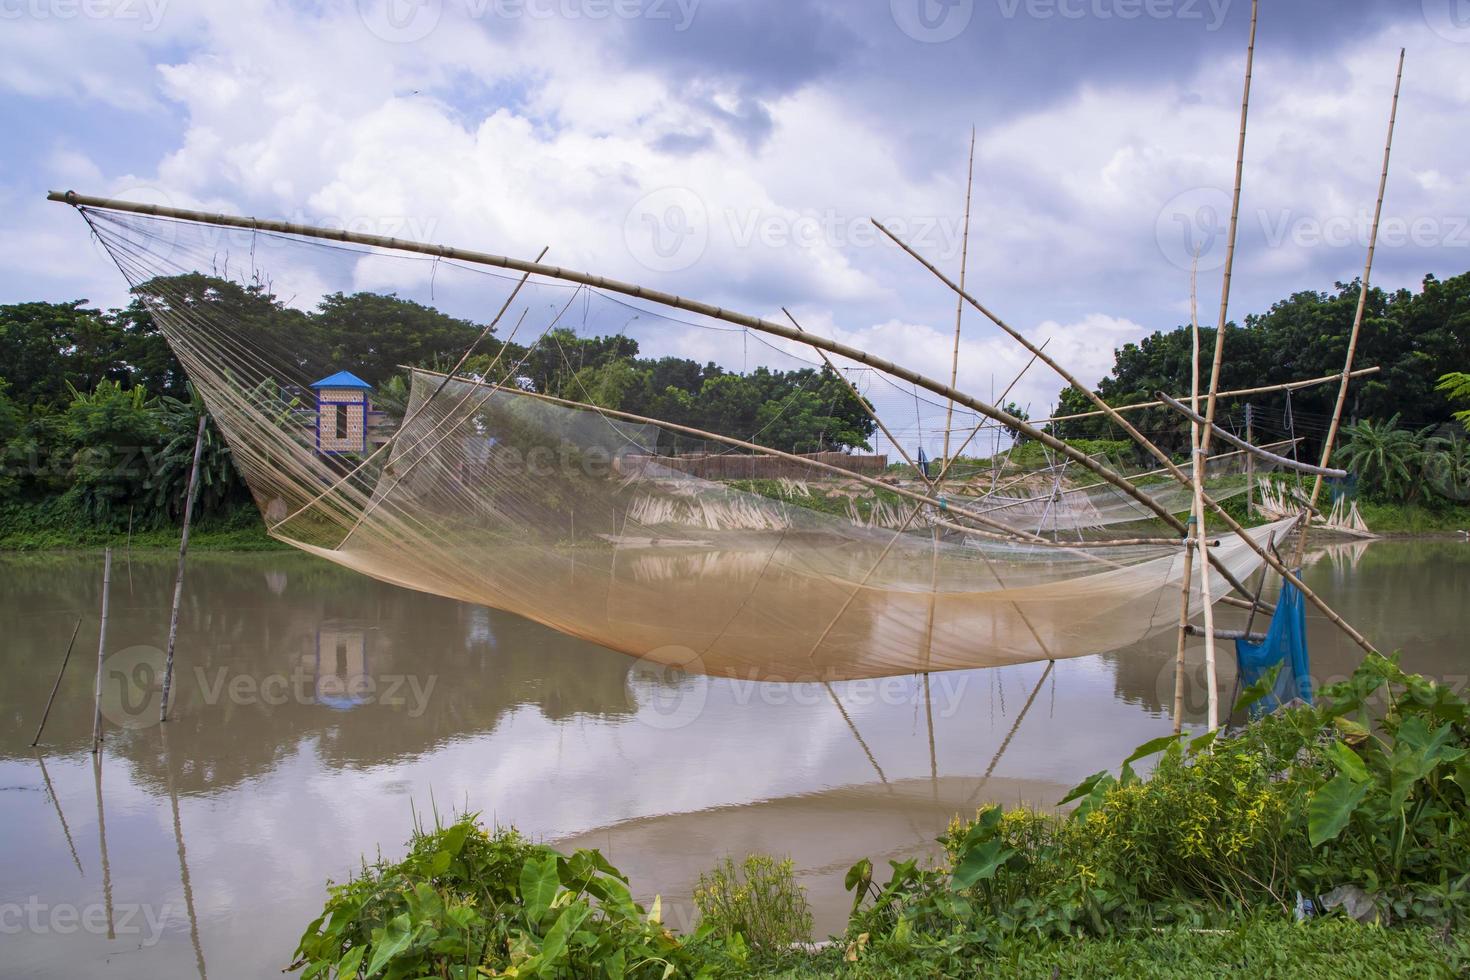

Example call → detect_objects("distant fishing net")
78 205 1289 681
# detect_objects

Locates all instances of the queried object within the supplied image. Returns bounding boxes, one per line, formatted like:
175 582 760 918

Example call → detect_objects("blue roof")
310 370 372 390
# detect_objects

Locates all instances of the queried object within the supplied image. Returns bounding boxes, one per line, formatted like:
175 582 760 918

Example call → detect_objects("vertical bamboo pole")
31 617 83 746
1172 256 1204 734
941 128 976 471
91 547 113 755
161 413 207 722
1245 403 1255 518
1294 48 1404 567
92 748 115 938
1193 0 1257 732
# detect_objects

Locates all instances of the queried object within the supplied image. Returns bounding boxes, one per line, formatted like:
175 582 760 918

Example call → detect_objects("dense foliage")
1050 272 1470 458
842 655 1468 974
292 657 1468 978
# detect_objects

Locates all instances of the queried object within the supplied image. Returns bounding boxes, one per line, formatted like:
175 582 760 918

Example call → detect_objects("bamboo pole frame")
160 413 207 722
90 547 112 755
1294 49 1405 567
942 128 977 471
1156 392 1348 478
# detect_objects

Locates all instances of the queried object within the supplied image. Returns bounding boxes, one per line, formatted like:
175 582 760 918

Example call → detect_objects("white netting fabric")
79 205 1287 680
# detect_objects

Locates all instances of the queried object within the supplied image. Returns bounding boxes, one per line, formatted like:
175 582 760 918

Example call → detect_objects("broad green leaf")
1058 771 1109 808
950 839 1017 891
1308 773 1370 847
533 902 590 974
1324 740 1369 782
365 913 415 977
519 854 560 924
1123 734 1184 767
335 944 365 978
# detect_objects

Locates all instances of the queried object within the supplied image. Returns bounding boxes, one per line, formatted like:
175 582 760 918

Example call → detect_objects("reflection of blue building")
313 626 370 710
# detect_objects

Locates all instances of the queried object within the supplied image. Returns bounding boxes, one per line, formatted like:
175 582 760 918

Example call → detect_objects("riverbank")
0 500 284 551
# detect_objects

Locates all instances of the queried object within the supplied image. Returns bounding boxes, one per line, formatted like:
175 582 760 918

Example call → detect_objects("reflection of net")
84 206 1290 681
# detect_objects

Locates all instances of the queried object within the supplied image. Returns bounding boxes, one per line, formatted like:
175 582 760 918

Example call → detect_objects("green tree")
1334 415 1431 502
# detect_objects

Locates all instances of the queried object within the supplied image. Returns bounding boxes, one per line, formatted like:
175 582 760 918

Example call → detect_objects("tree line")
0 275 876 530
1048 271 1470 505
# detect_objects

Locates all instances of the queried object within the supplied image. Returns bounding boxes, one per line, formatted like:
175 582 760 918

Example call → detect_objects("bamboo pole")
90 547 112 755
942 128 977 471
1172 257 1205 735
92 749 115 938
1033 368 1380 428
162 726 209 980
1187 266 1222 732
782 307 933 488
1156 392 1348 478
161 413 207 722
1194 0 1257 732
48 191 1197 553
31 617 83 746
1294 48 1404 567
1245 404 1255 518
872 213 1378 655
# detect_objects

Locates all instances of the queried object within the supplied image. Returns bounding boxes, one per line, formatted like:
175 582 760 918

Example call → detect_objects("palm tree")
1334 415 1431 501
1425 430 1470 504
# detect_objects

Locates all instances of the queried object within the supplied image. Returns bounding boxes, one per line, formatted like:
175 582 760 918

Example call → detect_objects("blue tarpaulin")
1234 578 1313 717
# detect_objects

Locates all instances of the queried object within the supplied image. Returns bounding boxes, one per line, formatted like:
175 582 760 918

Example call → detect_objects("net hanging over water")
78 203 1292 681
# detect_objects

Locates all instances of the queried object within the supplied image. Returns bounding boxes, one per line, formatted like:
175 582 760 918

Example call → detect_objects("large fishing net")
77 204 1292 681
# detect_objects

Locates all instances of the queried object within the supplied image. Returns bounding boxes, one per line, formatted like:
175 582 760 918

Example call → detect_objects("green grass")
1356 500 1470 535
0 499 283 551
752 918 1469 978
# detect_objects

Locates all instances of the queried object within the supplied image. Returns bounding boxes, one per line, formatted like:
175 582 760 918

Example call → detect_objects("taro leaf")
520 853 560 924
365 913 416 977
335 945 365 979
845 858 873 917
1058 771 1109 808
1309 773 1370 847
440 821 471 857
1123 734 1185 767
428 849 452 877
1233 665 1282 716
1188 729 1219 756
535 901 590 974
1324 740 1369 783
950 839 1017 891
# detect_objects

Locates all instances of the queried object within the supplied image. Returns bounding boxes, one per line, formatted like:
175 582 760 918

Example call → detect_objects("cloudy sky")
2 0 1467 452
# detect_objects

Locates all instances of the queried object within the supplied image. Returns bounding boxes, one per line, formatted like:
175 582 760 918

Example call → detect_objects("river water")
1 539 1466 977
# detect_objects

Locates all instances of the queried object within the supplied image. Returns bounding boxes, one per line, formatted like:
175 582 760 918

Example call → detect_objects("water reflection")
1 540 1466 977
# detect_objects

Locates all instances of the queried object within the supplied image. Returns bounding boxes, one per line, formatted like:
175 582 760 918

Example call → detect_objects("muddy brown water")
1 539 1465 977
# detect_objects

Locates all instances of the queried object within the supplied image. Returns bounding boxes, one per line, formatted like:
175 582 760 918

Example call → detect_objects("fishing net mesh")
78 205 1290 681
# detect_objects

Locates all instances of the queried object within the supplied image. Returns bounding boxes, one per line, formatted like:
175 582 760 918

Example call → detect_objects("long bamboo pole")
1173 257 1204 735
160 413 207 722
31 617 83 746
90 547 112 755
942 128 977 471
1187 263 1222 732
872 220 1378 655
1294 49 1405 568
1156 392 1348 478
47 192 1193 550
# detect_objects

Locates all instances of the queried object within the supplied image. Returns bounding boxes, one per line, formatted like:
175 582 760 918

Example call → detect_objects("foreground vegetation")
292 656 1468 978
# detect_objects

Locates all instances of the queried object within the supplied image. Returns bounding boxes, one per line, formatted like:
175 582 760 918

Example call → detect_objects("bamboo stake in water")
1172 255 1205 735
91 547 113 755
941 128 976 472
161 414 208 721
32 617 83 746
1294 48 1405 568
